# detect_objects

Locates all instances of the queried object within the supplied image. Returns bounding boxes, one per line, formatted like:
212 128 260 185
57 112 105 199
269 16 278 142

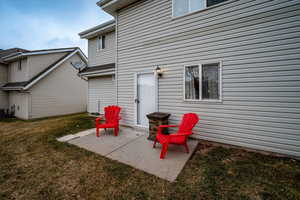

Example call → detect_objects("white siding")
116 0 300 156
30 54 87 119
8 58 28 82
88 31 115 67
0 63 8 109
8 91 29 120
88 75 116 113
27 52 68 80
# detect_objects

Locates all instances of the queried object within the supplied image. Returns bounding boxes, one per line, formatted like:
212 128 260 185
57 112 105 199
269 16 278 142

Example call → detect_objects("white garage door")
88 75 116 114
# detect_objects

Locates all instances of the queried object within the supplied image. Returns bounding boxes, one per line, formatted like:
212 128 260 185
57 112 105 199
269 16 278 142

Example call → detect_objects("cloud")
0 0 113 55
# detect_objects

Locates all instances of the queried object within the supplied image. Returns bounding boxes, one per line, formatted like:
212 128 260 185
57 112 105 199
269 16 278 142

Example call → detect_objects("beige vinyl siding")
88 31 115 67
30 54 87 119
27 52 68 81
8 58 28 82
8 91 29 120
88 75 116 113
0 63 8 109
116 0 300 156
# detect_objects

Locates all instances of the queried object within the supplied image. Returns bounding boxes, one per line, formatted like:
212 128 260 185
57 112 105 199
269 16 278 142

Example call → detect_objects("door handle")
134 98 140 104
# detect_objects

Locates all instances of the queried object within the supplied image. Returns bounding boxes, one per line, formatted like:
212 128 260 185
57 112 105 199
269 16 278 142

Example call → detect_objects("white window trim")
97 35 105 52
172 0 233 19
183 61 222 102
172 0 207 18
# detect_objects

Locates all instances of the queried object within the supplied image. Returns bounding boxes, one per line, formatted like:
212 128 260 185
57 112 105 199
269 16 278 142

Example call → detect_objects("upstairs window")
173 0 228 17
18 59 22 70
184 62 222 101
97 35 106 51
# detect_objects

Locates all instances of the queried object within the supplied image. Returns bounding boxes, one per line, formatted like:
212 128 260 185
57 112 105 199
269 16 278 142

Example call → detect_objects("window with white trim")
173 0 228 17
184 62 221 101
97 35 106 51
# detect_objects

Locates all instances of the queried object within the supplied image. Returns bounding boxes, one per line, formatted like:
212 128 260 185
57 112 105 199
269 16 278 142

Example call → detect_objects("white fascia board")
84 71 115 78
80 70 115 76
3 48 75 62
75 48 88 64
99 0 138 15
1 87 23 91
80 24 115 39
23 49 75 56
23 50 78 90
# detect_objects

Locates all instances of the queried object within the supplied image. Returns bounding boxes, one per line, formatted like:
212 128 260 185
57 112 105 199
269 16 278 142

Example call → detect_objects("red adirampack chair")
153 113 199 159
95 105 121 137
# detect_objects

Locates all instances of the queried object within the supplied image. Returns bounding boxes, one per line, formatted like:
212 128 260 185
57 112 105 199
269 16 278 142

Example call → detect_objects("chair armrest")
157 125 178 135
169 132 191 137
95 117 103 125
159 125 177 128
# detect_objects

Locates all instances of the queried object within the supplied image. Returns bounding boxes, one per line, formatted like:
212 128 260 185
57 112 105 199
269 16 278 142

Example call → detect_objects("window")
173 0 228 17
18 59 22 70
97 35 106 51
185 66 200 100
184 62 221 101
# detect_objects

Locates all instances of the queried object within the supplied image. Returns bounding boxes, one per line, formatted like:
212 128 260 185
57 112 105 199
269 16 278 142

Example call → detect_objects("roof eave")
79 23 115 39
1 87 24 91
80 71 115 77
2 48 76 63
97 0 139 15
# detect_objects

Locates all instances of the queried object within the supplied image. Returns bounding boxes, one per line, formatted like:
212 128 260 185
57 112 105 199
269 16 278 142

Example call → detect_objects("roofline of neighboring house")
97 0 139 15
2 47 79 63
80 70 115 77
1 48 88 91
0 48 29 64
80 68 115 77
78 20 115 39
79 63 115 77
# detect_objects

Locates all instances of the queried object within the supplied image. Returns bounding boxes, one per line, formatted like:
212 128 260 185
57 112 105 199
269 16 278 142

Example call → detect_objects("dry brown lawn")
0 113 299 200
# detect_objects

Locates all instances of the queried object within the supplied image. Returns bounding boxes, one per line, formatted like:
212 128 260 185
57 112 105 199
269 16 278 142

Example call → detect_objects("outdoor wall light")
155 66 163 77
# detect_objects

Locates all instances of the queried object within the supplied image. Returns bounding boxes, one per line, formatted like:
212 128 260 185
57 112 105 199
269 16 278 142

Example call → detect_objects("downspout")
115 14 118 105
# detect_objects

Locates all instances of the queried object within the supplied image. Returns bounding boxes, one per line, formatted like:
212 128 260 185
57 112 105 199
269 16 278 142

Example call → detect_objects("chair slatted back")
178 113 199 134
104 105 121 124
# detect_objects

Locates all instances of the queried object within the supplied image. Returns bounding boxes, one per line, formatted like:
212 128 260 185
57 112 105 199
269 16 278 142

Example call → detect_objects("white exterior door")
136 72 156 127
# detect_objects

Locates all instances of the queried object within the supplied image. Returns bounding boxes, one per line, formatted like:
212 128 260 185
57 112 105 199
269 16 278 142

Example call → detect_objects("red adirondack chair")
153 113 199 159
95 105 121 137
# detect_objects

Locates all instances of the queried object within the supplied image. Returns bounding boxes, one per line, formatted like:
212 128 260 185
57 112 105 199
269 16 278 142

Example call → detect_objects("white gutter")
1 87 23 91
83 71 115 78
3 48 76 62
79 23 115 39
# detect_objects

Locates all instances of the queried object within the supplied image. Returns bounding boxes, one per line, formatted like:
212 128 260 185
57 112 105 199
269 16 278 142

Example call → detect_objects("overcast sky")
0 0 113 55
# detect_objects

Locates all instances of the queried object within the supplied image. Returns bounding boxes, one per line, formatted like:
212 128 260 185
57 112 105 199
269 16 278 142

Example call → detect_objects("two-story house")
0 47 88 120
83 0 300 157
0 48 28 112
78 20 116 114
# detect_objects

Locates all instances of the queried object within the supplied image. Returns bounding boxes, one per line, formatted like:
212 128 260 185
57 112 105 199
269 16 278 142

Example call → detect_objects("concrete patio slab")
73 128 96 137
68 128 143 156
107 135 198 181
57 134 79 142
64 127 198 182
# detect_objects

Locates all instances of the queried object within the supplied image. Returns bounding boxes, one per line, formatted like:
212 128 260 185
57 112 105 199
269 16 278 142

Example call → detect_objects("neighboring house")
84 0 300 157
0 48 28 110
0 47 88 120
78 20 116 114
